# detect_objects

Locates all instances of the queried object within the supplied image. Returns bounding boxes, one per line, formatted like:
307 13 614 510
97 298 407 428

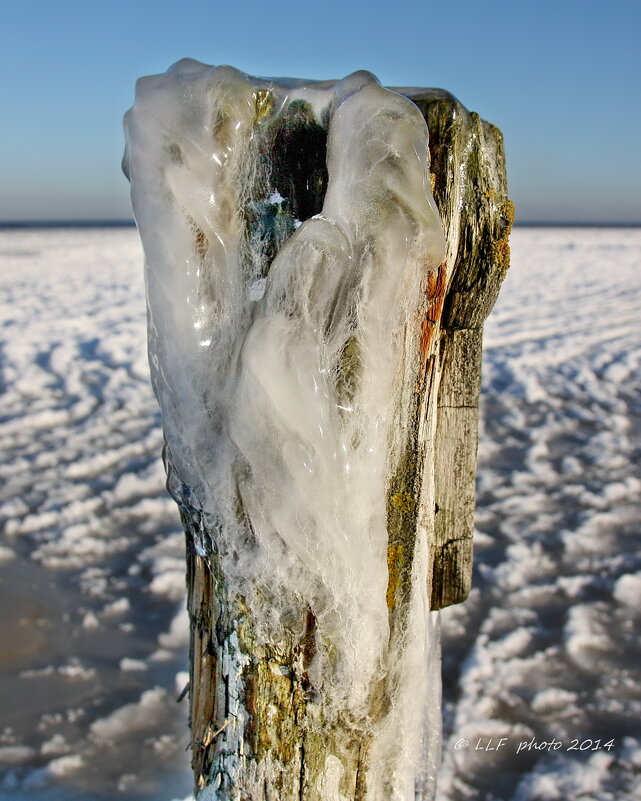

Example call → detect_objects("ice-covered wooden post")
124 62 511 801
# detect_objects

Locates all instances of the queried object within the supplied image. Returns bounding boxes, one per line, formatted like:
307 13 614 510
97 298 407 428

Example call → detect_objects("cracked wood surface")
409 90 513 608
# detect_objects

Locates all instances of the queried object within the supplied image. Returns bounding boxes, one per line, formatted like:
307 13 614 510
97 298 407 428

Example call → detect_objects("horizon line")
1 219 640 230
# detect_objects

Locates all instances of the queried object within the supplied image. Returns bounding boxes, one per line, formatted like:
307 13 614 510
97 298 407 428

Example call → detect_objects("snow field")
438 227 641 801
0 225 639 800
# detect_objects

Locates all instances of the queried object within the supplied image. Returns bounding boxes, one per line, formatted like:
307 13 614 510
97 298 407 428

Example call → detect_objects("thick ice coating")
124 61 445 800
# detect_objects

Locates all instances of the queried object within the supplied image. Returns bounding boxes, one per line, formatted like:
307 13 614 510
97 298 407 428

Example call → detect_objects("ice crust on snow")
0 228 191 799
1 226 641 798
89 687 169 742
125 61 444 796
437 227 641 801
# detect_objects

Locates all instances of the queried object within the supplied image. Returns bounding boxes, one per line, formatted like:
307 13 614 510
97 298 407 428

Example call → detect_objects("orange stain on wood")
420 262 447 374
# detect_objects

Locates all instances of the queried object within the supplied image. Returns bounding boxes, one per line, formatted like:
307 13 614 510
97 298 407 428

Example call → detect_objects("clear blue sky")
1 0 639 223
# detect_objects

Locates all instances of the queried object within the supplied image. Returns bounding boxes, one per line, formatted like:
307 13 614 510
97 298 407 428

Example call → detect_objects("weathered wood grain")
406 90 513 608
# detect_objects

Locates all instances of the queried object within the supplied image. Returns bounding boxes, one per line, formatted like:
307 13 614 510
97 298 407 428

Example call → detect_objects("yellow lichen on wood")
502 199 516 228
386 542 405 608
492 236 511 271
391 492 416 513
492 200 515 273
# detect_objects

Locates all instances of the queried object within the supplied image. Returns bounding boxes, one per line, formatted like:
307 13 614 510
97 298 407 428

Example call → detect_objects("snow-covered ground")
0 228 191 801
439 227 641 801
0 225 639 800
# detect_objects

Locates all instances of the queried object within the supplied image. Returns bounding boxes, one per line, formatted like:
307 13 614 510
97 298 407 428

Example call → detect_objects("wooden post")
406 90 513 608
124 66 511 801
